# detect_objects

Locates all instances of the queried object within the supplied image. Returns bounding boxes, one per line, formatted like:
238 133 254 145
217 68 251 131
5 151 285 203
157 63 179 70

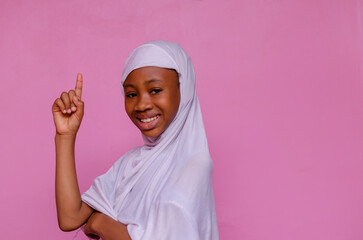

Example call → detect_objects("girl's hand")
52 73 84 136
83 212 131 240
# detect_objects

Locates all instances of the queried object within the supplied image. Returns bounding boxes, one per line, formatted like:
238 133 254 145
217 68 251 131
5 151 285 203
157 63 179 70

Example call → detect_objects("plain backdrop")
0 0 362 239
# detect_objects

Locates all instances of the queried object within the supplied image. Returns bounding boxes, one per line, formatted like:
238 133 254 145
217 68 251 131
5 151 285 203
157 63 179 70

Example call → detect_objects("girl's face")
123 66 180 138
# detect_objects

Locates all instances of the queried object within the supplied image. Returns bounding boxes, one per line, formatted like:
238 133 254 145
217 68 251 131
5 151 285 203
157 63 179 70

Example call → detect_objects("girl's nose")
135 94 152 111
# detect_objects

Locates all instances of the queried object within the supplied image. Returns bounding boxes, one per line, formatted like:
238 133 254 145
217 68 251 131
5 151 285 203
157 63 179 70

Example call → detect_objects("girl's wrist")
55 133 77 141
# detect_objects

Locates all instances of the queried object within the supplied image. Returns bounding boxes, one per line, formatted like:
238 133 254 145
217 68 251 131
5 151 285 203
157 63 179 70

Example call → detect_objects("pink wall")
0 0 362 239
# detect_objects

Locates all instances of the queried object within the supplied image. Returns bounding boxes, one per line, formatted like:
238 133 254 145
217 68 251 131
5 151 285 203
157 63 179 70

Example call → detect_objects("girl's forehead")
124 66 179 86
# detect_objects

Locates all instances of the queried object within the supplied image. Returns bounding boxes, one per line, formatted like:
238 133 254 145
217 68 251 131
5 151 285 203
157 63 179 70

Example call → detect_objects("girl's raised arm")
52 73 93 231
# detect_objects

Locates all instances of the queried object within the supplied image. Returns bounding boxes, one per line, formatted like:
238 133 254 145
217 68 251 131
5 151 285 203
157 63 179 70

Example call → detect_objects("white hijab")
82 40 219 240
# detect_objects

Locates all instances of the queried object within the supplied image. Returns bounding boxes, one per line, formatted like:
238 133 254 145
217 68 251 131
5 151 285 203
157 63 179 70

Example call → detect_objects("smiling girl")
52 40 219 240
123 66 180 138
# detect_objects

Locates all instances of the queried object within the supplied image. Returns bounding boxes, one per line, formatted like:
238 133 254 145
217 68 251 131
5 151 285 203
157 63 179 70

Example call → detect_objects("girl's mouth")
140 115 159 123
136 115 160 131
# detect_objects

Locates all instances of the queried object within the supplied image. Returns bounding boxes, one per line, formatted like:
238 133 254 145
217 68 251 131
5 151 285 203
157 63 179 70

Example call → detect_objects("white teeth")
140 116 158 123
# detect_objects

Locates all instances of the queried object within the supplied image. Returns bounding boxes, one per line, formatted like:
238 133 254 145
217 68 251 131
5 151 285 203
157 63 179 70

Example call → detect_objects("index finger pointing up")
75 73 83 99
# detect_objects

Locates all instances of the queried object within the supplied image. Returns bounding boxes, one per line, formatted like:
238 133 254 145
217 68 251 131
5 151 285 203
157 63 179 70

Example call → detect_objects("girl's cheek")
124 104 133 118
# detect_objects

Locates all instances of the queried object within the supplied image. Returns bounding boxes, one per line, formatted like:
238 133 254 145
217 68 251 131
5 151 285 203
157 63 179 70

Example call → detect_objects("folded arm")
83 211 131 240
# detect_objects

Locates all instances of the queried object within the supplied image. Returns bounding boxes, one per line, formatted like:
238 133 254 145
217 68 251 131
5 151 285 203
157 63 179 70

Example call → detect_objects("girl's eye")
126 93 137 98
151 89 162 94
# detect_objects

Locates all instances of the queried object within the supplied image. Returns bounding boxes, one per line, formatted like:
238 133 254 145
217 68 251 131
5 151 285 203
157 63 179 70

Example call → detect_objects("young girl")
52 40 219 239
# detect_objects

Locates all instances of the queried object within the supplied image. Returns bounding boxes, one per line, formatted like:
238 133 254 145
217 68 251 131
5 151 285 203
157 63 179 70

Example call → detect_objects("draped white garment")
82 40 219 240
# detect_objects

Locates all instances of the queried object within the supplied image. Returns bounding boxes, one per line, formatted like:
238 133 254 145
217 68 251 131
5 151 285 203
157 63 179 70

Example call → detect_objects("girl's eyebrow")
123 79 162 88
123 83 134 88
146 79 162 84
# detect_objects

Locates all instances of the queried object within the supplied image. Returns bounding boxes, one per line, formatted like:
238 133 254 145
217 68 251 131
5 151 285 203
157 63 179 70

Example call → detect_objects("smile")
135 114 161 132
139 115 159 123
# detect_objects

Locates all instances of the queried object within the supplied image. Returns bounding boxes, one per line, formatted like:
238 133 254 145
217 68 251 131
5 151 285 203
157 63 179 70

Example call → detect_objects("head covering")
82 40 219 240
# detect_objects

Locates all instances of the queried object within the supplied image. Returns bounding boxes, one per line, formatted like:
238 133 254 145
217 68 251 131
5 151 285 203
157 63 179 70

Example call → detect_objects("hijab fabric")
82 40 219 240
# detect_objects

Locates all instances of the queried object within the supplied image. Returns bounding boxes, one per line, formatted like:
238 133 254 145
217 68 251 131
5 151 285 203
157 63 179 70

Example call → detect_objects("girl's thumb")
73 96 84 114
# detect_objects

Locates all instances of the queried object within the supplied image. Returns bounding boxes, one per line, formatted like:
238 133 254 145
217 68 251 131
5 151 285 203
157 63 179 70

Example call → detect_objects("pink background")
0 0 362 239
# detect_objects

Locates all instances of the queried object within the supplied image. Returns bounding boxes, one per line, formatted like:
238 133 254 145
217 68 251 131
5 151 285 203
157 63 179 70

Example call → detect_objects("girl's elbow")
58 218 81 232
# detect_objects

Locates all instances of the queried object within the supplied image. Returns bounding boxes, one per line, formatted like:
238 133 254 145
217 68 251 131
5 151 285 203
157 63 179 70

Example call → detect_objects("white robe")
82 40 219 240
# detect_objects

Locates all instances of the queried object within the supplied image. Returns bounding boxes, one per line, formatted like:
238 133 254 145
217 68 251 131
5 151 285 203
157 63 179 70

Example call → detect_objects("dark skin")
83 212 131 240
52 74 131 239
123 66 180 138
52 67 180 239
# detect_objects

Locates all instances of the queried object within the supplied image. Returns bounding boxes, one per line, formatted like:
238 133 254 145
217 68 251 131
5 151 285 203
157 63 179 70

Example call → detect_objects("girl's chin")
141 128 162 138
